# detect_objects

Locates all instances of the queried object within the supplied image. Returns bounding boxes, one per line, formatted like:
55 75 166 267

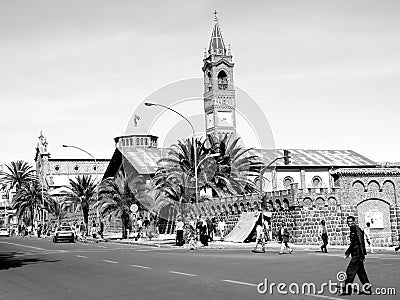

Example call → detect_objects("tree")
0 160 36 191
66 175 97 235
152 138 210 218
12 180 54 228
152 135 263 218
203 134 264 196
96 173 138 239
48 200 68 225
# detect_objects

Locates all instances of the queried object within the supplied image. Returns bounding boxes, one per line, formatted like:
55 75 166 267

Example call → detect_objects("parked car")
0 227 10 237
53 225 75 243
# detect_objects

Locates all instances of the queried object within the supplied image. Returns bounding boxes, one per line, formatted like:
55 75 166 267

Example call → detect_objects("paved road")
0 237 399 300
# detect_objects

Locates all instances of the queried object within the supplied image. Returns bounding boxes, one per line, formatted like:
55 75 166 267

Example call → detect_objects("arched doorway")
357 198 392 247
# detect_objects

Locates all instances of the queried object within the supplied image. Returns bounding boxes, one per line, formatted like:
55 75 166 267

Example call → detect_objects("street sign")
130 204 138 213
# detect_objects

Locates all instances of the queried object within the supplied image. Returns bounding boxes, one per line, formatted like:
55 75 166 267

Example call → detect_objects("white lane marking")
222 280 258 287
169 271 197 277
0 241 49 251
76 255 88 259
135 249 152 252
131 264 152 269
102 260 119 264
305 293 348 300
97 245 107 248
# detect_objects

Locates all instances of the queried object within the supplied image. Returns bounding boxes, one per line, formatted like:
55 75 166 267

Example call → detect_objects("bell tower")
203 11 236 141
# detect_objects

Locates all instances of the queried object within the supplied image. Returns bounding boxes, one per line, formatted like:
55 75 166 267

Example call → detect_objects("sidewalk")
103 233 398 253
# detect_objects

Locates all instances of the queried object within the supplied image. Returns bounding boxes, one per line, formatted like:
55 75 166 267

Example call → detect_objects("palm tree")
152 135 264 214
96 174 138 239
66 175 97 235
0 160 36 191
12 180 54 228
48 200 68 225
203 134 264 196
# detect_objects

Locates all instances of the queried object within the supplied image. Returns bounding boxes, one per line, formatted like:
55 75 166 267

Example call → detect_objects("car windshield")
58 227 72 231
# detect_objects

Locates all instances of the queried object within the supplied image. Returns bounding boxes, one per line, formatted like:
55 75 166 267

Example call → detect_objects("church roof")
208 12 226 55
104 147 377 178
254 149 377 167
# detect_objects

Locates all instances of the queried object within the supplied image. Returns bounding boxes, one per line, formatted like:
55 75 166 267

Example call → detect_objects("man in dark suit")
342 216 372 295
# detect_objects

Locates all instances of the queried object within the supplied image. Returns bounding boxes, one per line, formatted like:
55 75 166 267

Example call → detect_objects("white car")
53 225 75 243
0 227 10 237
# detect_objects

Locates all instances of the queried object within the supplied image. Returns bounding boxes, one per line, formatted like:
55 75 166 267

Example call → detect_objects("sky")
1 0 399 167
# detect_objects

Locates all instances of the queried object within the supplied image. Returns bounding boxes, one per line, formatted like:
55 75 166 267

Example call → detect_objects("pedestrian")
263 217 271 242
175 217 184 246
199 218 208 247
342 216 371 295
37 223 42 238
188 222 197 250
99 220 104 239
217 216 226 241
318 220 329 253
206 217 214 242
91 223 98 239
253 222 265 252
395 234 400 252
79 221 86 237
279 223 293 254
364 222 374 254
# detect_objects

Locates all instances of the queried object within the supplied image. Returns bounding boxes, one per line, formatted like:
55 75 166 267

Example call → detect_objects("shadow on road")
0 252 60 271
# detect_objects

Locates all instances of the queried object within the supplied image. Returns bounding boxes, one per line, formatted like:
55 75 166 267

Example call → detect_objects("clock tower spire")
203 11 236 141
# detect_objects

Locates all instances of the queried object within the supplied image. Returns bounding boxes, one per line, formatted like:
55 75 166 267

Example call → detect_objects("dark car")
53 226 75 243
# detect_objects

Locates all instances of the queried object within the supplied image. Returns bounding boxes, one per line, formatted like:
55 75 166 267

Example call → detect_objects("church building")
99 13 400 247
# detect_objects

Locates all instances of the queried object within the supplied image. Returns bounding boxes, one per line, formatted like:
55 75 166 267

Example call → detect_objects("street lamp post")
144 102 199 207
62 145 99 221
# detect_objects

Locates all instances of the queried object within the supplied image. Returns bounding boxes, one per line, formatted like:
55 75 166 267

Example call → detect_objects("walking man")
217 216 226 241
364 222 374 253
253 223 265 252
342 216 371 295
279 223 293 254
175 218 184 246
318 220 329 253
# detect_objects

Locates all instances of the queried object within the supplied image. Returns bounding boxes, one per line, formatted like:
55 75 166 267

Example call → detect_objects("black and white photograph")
0 1 399 299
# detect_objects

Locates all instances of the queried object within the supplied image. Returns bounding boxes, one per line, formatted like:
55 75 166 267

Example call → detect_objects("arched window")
136 138 140 146
217 70 228 90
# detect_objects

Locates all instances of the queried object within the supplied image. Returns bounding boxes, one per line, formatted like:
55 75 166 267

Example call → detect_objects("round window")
93 166 97 171
283 176 293 189
312 176 321 187
74 165 79 171
54 165 60 171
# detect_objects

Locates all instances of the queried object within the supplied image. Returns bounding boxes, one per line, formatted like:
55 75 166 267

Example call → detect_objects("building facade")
101 13 400 246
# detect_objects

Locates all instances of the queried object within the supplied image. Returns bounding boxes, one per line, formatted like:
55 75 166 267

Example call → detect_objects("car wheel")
53 237 57 243
70 238 75 243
